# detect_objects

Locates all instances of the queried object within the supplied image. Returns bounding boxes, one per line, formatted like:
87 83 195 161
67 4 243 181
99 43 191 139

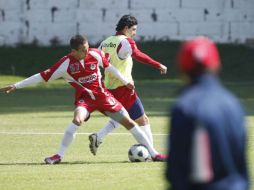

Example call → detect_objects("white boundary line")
0 131 167 136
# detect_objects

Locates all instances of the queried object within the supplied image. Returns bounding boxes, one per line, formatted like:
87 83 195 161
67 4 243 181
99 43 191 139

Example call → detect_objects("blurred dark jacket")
166 73 249 190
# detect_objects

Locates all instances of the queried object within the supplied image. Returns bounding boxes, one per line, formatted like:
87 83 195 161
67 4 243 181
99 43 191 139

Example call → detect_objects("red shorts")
75 90 123 114
109 86 138 110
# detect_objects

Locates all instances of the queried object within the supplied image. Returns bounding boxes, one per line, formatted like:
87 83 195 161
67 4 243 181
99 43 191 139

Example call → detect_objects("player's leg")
91 86 132 143
128 97 154 146
105 108 166 161
58 106 89 157
95 119 120 141
45 106 89 164
134 114 153 147
94 97 153 145
92 119 120 142
89 119 118 155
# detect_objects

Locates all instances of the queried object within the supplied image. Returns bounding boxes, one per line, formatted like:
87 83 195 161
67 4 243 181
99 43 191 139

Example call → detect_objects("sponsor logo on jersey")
78 73 97 83
101 42 116 48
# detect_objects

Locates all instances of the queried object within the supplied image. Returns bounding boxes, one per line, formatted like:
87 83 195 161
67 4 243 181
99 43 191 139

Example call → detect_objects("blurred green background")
1 41 254 82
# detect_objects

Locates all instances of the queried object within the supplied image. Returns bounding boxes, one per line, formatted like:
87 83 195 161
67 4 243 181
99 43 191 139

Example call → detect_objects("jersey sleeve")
117 38 133 60
105 64 129 85
40 56 68 82
127 38 161 69
14 73 44 89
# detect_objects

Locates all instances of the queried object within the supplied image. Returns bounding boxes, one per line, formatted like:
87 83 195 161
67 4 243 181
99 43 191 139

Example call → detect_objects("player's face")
76 42 89 60
125 25 137 38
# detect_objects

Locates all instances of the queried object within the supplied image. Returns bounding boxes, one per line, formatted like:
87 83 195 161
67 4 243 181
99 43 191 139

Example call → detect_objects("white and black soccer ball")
128 144 151 162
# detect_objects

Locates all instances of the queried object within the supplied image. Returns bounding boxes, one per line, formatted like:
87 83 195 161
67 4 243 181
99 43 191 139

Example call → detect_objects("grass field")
0 76 253 190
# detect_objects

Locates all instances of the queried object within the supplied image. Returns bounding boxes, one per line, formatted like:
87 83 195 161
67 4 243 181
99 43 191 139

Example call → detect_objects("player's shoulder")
100 35 116 45
89 48 101 52
63 54 72 60
89 48 103 55
124 37 136 45
88 48 105 60
55 54 70 65
105 35 115 40
121 38 137 51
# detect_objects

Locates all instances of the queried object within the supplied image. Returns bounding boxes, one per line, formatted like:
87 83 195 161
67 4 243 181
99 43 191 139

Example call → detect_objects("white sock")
97 119 120 141
140 124 154 146
129 126 158 157
57 122 79 158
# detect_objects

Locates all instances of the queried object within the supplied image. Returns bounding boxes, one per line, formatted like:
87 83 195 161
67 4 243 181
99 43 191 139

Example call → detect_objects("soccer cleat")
152 154 168 162
44 154 61 164
88 133 102 156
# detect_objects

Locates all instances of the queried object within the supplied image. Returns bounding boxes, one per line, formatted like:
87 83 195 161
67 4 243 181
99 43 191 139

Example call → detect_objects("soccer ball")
128 144 151 162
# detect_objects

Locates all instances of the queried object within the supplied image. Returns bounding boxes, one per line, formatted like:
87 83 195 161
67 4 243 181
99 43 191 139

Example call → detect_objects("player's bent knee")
135 114 150 126
72 118 83 126
144 114 149 123
73 106 89 126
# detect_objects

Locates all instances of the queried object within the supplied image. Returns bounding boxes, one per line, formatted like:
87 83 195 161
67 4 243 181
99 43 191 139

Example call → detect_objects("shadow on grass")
0 162 46 166
0 160 131 166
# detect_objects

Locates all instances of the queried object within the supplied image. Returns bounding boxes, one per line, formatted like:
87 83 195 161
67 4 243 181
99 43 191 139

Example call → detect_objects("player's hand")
0 85 16 94
159 64 167 74
126 83 135 90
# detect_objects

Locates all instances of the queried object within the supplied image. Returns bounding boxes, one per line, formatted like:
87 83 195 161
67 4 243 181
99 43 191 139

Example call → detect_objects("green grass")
0 112 168 190
0 76 253 190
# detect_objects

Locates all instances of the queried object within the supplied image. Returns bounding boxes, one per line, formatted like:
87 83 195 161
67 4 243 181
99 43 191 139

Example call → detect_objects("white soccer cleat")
88 133 102 156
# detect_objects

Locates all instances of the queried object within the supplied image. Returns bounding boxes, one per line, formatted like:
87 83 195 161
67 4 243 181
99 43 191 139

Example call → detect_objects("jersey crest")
90 63 96 70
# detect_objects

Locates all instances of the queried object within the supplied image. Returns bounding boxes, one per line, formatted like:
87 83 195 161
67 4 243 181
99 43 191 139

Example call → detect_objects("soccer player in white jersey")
89 15 167 158
0 35 166 164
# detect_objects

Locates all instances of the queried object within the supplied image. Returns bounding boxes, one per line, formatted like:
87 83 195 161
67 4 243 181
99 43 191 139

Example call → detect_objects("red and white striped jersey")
40 48 109 100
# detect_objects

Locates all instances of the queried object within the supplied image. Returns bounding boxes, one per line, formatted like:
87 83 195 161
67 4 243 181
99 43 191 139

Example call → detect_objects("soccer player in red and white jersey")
0 35 166 164
89 15 167 156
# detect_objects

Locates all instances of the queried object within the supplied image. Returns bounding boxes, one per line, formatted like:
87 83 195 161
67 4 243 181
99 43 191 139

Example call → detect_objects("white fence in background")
0 0 253 46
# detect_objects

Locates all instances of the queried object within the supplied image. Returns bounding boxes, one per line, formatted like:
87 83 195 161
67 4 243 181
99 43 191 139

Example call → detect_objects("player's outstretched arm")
131 47 167 75
0 73 45 94
0 85 16 94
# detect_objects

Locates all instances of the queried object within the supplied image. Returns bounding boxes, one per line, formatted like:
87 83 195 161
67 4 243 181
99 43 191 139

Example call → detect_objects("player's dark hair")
70 35 87 50
116 15 138 32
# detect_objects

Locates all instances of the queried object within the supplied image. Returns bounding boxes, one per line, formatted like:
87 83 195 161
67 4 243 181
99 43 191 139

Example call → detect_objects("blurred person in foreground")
88 15 167 156
166 36 249 190
0 34 166 164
